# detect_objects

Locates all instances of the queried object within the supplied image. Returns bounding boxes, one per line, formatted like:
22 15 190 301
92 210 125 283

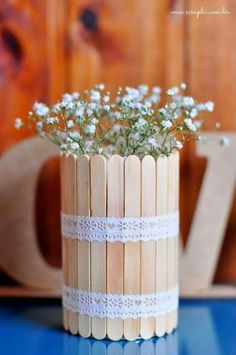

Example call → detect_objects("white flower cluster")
15 83 216 158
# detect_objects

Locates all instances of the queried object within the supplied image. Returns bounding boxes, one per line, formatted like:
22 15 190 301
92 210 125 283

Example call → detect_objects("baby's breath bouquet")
15 83 215 158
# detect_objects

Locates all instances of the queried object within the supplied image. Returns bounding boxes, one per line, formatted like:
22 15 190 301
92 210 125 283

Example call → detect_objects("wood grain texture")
90 155 107 339
155 156 168 336
124 156 140 340
167 152 178 334
107 155 124 340
77 155 91 337
61 154 69 331
140 156 156 339
65 154 78 334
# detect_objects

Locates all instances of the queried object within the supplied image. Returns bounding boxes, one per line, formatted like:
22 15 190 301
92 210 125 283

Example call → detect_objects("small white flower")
131 132 141 141
91 118 98 125
159 108 167 115
134 118 147 129
190 108 198 118
103 95 110 103
152 86 161 95
97 147 103 154
70 131 80 140
87 109 93 116
67 120 74 129
104 105 111 111
167 87 179 96
90 90 101 102
205 101 214 112
95 83 105 90
53 103 61 114
71 142 80 151
148 138 158 149
46 116 59 125
180 83 187 90
161 120 172 129
85 140 93 149
184 118 197 132
183 97 194 107
220 136 230 147
138 85 149 95
33 102 49 117
85 124 96 134
175 141 183 149
147 94 160 104
15 118 23 129
75 106 84 117
170 102 177 110
72 92 79 99
62 93 73 103
126 87 140 100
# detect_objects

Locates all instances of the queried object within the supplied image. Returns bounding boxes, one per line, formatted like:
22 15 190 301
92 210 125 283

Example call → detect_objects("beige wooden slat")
173 151 179 329
91 155 107 339
140 155 156 339
107 155 124 340
166 152 178 334
124 155 141 340
66 154 78 334
155 156 168 336
77 155 91 337
60 154 69 331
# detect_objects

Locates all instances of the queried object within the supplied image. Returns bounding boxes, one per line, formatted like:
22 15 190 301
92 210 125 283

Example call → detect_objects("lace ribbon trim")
62 285 178 319
61 212 179 243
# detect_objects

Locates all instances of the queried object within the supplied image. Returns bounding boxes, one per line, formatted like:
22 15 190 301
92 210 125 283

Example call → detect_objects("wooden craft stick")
124 155 141 340
91 155 107 339
60 154 69 331
155 156 168 336
173 152 179 329
166 152 178 333
77 155 91 337
140 155 156 339
107 155 124 340
66 154 78 334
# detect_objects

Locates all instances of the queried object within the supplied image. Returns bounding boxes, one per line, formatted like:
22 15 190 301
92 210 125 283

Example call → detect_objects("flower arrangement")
15 83 217 158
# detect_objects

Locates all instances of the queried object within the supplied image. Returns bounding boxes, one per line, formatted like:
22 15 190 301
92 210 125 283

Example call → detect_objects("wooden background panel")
182 0 236 283
67 0 170 90
0 0 66 153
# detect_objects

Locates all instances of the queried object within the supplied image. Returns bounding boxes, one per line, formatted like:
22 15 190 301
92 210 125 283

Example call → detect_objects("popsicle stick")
124 155 141 340
107 155 124 340
155 156 168 337
66 154 78 334
91 155 107 339
140 155 156 339
60 154 69 331
77 155 91 337
173 152 179 329
166 152 178 334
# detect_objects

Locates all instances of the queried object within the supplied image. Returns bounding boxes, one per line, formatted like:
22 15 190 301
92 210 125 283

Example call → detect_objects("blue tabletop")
0 299 235 355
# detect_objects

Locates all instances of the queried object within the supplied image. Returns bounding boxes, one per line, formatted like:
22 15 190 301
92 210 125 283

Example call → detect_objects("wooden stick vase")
61 152 179 341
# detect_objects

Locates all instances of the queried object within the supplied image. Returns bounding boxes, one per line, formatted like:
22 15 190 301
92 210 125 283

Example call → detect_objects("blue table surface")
0 299 235 355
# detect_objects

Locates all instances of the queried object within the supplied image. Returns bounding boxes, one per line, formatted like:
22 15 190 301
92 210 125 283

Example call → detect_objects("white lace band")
61 212 179 243
62 285 178 319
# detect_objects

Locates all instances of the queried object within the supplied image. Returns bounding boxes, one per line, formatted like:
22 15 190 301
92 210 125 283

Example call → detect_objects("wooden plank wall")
0 0 235 288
